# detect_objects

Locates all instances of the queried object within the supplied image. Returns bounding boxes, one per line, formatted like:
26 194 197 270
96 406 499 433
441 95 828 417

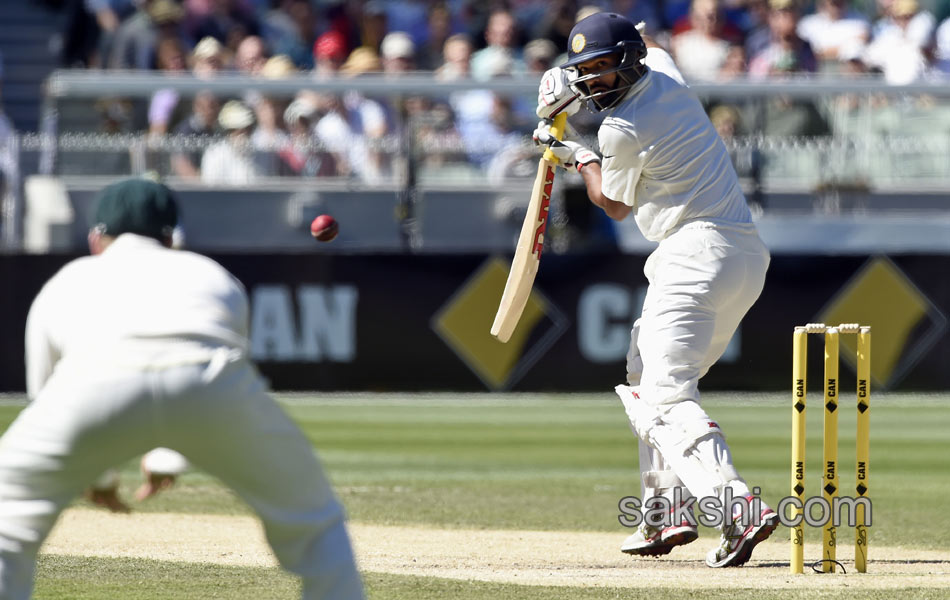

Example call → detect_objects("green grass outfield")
0 391 947 599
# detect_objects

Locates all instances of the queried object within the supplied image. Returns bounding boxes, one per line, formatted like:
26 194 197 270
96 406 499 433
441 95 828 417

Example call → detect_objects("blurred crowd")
48 0 950 183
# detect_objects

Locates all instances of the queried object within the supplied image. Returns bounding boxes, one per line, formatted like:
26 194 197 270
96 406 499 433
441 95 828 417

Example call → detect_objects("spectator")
710 103 743 138
664 0 697 29
470 9 525 80
315 50 390 181
170 91 221 179
61 0 137 67
380 0 431 45
520 38 560 134
201 100 260 184
191 36 229 78
324 1 357 47
108 0 186 70
670 0 745 41
435 33 473 79
576 5 604 23
184 0 260 54
744 0 774 58
454 0 495 44
405 98 466 171
260 52 296 79
65 99 137 175
0 61 14 217
523 38 558 74
282 97 336 176
748 0 819 77
937 15 950 71
708 103 762 209
148 37 189 137
359 1 389 54
484 94 537 182
871 0 935 48
828 52 885 121
234 35 269 75
380 31 426 175
671 0 736 81
313 30 350 78
746 0 828 137
608 0 662 35
755 93 832 136
263 0 319 69
339 46 382 75
719 43 749 79
532 0 581 53
864 0 933 83
60 0 98 67
443 35 490 159
797 0 871 69
381 31 417 74
251 55 295 176
454 52 532 168
262 0 297 43
416 3 455 70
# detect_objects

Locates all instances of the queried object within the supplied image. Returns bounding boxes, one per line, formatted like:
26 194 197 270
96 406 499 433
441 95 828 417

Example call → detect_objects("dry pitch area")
43 509 950 592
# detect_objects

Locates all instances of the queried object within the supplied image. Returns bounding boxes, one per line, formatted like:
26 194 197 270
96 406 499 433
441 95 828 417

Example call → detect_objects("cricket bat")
490 112 568 343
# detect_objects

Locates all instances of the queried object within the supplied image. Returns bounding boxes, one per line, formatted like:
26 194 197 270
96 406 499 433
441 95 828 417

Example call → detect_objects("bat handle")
542 113 568 163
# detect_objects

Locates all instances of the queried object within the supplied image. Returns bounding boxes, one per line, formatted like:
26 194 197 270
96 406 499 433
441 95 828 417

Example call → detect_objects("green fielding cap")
93 178 179 241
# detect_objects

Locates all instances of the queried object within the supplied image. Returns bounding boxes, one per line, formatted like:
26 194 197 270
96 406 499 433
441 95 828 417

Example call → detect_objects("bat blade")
490 113 567 343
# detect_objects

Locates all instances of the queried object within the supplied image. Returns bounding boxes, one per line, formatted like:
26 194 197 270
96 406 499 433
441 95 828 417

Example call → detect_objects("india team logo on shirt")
571 34 586 54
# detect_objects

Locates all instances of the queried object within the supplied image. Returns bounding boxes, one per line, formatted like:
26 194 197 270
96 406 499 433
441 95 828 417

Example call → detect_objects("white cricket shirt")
25 234 250 398
598 48 752 242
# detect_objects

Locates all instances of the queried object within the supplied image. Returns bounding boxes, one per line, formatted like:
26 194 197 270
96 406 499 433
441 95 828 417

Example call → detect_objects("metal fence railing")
2 70 950 250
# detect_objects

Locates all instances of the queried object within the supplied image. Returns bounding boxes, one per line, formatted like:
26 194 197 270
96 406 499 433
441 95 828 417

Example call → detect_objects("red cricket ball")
310 214 339 242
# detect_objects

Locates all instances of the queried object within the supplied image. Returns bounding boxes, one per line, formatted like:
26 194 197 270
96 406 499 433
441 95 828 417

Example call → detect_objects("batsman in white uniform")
0 178 364 598
534 12 779 567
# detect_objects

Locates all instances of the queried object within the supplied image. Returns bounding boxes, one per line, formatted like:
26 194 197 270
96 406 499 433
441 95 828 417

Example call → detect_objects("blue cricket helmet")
561 12 648 111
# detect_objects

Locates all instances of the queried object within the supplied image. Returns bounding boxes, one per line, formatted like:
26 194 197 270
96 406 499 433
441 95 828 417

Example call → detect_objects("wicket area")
791 323 871 574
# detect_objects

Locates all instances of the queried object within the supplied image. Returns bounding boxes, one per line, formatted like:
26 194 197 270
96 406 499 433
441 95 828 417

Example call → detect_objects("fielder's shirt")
598 48 752 242
25 234 250 398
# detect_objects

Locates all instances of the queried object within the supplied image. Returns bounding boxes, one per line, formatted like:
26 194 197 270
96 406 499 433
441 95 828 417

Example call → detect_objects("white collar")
103 233 165 254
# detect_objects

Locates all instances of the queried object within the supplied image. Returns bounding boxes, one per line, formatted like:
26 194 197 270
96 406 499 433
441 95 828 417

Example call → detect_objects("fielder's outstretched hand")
85 486 131 513
533 121 601 170
134 472 176 501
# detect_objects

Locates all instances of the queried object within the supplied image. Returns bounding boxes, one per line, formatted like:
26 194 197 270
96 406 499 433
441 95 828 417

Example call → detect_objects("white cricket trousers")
0 345 363 600
625 220 770 503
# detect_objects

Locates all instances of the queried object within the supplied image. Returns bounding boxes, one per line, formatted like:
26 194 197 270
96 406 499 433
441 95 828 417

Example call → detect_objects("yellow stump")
791 327 808 574
822 329 839 573
855 327 871 573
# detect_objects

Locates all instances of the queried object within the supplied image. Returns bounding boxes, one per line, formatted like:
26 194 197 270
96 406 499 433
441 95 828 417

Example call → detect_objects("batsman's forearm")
579 162 632 221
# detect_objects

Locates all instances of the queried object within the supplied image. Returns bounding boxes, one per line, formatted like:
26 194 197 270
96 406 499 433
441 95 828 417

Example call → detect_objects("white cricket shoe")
705 499 780 568
621 520 699 557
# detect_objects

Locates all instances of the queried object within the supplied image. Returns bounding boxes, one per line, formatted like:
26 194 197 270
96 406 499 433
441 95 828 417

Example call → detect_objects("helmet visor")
564 55 635 111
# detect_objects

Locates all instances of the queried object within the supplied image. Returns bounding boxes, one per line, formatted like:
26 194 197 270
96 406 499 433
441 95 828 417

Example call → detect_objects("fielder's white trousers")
0 344 363 600
625 220 770 504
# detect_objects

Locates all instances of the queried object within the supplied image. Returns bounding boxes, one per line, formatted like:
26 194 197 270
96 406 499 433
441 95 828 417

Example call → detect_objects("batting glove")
533 121 601 170
536 67 580 119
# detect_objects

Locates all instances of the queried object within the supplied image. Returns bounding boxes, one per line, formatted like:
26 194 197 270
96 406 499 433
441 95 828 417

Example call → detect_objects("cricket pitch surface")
42 508 950 591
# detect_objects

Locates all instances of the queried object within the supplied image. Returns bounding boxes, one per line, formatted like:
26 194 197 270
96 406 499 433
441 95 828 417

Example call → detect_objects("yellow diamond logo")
432 257 567 390
818 256 947 388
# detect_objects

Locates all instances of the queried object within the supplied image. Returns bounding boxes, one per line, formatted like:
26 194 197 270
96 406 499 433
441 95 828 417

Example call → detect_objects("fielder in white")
534 12 779 567
0 178 364 598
